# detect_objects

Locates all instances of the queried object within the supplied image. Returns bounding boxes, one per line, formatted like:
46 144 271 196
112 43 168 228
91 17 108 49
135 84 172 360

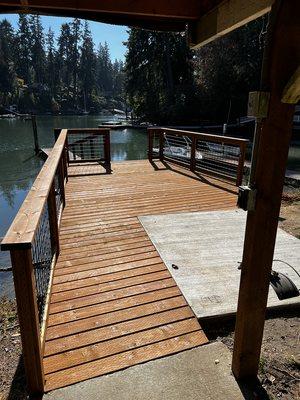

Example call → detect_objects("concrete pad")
140 210 300 318
44 342 243 400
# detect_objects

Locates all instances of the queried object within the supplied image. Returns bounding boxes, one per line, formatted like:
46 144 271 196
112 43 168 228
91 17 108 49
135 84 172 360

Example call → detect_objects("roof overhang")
0 0 274 46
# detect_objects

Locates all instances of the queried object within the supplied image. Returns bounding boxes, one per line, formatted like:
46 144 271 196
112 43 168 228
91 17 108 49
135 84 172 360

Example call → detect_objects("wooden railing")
0 127 112 394
0 129 69 394
62 128 111 172
148 127 248 186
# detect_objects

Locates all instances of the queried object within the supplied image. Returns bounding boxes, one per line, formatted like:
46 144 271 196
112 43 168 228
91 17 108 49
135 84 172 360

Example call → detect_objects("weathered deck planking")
44 160 237 391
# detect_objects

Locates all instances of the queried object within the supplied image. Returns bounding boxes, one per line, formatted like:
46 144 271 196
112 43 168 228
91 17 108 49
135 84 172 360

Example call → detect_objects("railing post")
104 130 111 173
31 115 39 154
80 142 84 159
90 139 95 159
236 142 246 186
190 136 196 172
10 248 44 395
47 182 60 256
54 128 61 142
148 129 153 161
159 131 164 161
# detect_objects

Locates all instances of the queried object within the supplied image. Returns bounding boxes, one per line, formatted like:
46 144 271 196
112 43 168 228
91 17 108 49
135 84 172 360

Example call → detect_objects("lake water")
0 115 147 297
0 115 299 297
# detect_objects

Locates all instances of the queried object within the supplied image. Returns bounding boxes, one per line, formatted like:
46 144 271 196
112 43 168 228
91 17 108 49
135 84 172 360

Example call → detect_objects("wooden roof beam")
0 0 204 19
190 0 274 49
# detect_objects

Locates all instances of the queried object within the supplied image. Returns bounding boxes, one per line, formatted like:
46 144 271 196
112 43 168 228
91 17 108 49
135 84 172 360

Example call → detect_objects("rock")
266 374 276 384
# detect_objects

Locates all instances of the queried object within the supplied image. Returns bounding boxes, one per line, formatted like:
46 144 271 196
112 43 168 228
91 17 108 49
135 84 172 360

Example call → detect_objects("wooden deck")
44 160 237 391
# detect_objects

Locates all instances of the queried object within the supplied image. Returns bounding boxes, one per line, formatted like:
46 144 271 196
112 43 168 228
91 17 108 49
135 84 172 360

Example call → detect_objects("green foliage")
0 15 125 114
0 14 264 123
125 29 197 124
125 18 264 124
194 17 265 121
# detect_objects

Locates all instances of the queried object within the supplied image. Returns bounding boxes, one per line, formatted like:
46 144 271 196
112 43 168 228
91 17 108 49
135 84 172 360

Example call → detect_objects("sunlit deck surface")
44 159 237 391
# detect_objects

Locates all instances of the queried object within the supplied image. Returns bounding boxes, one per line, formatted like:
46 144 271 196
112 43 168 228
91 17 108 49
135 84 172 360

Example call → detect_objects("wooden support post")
236 142 246 186
104 131 111 173
10 248 44 395
47 182 60 256
148 129 153 161
80 142 84 159
159 131 164 161
190 136 196 172
232 0 299 379
90 139 95 159
31 115 39 154
54 128 61 142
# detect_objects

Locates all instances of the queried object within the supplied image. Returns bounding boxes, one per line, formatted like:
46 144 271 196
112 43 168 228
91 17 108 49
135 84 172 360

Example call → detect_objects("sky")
3 14 129 60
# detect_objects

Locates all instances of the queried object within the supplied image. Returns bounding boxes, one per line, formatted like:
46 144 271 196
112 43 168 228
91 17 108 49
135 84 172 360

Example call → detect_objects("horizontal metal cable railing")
63 128 111 172
148 127 248 186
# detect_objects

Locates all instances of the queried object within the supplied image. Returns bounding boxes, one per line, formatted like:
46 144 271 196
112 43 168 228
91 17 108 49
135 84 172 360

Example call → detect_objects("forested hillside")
125 17 265 124
0 15 125 114
0 14 265 122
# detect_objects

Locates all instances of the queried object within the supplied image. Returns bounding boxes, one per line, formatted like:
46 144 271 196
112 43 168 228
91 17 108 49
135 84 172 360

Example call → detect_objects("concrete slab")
44 342 243 400
140 210 300 318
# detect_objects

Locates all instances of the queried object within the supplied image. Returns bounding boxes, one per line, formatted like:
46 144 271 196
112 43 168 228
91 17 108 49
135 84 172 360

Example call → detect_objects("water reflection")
0 115 148 297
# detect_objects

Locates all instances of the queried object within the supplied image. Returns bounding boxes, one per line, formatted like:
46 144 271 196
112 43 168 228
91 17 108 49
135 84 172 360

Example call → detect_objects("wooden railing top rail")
148 127 249 147
1 129 68 250
66 128 110 134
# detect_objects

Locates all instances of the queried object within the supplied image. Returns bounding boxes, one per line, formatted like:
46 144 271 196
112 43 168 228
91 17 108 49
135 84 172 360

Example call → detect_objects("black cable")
273 259 300 279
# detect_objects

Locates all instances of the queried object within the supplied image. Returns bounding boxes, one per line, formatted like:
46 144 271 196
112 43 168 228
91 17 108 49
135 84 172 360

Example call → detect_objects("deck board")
44 159 236 391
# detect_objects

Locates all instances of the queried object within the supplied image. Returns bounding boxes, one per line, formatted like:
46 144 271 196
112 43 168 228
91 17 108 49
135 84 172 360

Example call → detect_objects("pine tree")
125 28 196 124
70 18 81 98
46 28 57 96
79 21 95 110
0 19 16 103
15 14 31 83
29 15 46 84
96 42 113 95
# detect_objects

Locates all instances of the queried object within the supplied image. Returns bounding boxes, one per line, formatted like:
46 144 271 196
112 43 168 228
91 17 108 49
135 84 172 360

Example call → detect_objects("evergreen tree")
193 17 265 121
97 42 113 94
79 21 95 109
70 18 81 98
15 14 31 83
46 28 57 96
0 19 16 104
29 15 46 84
125 29 196 124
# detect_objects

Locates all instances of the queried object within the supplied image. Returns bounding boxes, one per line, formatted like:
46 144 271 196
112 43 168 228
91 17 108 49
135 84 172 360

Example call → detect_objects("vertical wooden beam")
190 136 196 172
10 248 44 395
159 131 164 161
232 0 300 379
148 129 153 161
90 139 95 159
31 115 39 154
104 131 111 173
236 142 246 186
54 128 61 142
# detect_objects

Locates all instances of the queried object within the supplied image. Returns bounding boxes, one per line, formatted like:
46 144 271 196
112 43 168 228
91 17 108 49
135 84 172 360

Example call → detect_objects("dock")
44 159 237 390
1 127 245 394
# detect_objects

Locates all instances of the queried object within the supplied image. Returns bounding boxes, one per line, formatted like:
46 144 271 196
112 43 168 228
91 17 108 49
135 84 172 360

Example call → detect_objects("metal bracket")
237 185 257 211
247 91 270 118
